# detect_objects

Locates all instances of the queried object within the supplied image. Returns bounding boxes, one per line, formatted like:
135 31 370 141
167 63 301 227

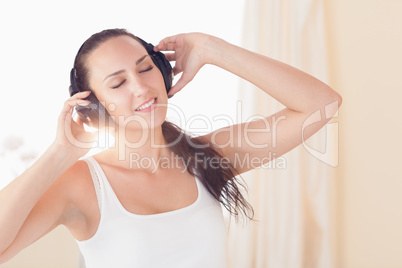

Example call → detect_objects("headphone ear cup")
69 68 108 128
150 52 173 93
69 68 80 96
75 94 105 127
135 37 173 93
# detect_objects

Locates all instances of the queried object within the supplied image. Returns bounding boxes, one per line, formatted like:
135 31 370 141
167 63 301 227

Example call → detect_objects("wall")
324 0 402 267
0 226 80 268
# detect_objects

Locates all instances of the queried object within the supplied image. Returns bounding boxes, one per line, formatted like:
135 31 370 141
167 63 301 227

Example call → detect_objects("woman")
0 29 342 267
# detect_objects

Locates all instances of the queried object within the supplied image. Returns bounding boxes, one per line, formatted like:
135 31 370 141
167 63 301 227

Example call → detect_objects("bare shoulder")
57 159 92 198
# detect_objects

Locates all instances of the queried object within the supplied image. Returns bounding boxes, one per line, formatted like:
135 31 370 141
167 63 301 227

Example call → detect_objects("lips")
135 97 157 111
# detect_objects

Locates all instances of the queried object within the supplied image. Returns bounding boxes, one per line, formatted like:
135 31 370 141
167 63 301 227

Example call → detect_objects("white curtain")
226 0 337 267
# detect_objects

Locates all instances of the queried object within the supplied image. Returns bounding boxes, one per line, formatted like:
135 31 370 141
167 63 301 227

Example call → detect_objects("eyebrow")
103 55 149 82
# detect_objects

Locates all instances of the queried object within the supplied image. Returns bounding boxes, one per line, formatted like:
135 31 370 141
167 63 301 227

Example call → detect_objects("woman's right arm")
0 91 95 263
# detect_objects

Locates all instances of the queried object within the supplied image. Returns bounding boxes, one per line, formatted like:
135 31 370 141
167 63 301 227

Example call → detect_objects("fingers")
59 91 91 122
61 98 90 114
169 72 195 96
65 91 91 108
74 114 86 128
164 53 176 62
172 66 182 76
71 90 91 100
154 35 179 52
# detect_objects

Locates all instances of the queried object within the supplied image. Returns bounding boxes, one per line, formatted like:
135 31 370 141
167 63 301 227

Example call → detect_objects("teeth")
136 98 155 111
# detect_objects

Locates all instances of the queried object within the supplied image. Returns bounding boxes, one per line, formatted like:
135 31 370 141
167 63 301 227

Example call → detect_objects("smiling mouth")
135 97 157 111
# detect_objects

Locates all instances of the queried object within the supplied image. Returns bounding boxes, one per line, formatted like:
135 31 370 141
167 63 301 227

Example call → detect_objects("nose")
129 77 149 98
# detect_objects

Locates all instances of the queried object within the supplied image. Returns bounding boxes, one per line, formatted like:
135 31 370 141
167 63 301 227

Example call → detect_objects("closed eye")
139 66 153 73
112 79 126 89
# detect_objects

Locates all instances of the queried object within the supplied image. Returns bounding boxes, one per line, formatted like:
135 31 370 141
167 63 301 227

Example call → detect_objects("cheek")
105 95 131 115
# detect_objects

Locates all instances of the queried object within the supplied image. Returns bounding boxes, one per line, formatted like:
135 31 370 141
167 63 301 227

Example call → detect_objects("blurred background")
0 0 401 267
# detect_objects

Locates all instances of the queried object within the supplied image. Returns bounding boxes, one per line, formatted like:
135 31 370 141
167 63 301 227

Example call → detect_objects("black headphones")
68 36 173 127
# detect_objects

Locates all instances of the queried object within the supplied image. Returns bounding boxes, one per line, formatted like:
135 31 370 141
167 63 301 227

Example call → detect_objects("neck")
105 123 172 172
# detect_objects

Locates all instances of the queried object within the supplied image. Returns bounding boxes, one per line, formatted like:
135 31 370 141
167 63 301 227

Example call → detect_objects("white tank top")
77 156 227 268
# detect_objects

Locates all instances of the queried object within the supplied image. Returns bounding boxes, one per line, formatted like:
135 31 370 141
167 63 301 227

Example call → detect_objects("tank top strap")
82 156 124 217
81 156 103 213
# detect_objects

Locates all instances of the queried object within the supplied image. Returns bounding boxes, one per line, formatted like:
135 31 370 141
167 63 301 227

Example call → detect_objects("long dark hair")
73 28 254 222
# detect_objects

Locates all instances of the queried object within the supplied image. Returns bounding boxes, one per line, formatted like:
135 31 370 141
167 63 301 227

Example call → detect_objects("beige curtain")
226 0 337 267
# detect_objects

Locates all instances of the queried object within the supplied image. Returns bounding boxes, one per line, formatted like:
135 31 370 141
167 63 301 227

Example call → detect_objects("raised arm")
155 33 342 174
0 91 95 263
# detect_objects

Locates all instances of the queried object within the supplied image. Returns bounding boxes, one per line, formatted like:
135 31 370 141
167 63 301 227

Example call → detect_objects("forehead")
87 35 148 75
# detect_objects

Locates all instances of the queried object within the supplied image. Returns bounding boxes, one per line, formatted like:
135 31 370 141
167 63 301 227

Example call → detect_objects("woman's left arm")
155 33 342 174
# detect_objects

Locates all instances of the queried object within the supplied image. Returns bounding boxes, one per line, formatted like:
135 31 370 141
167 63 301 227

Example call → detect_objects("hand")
52 91 98 158
154 33 214 96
